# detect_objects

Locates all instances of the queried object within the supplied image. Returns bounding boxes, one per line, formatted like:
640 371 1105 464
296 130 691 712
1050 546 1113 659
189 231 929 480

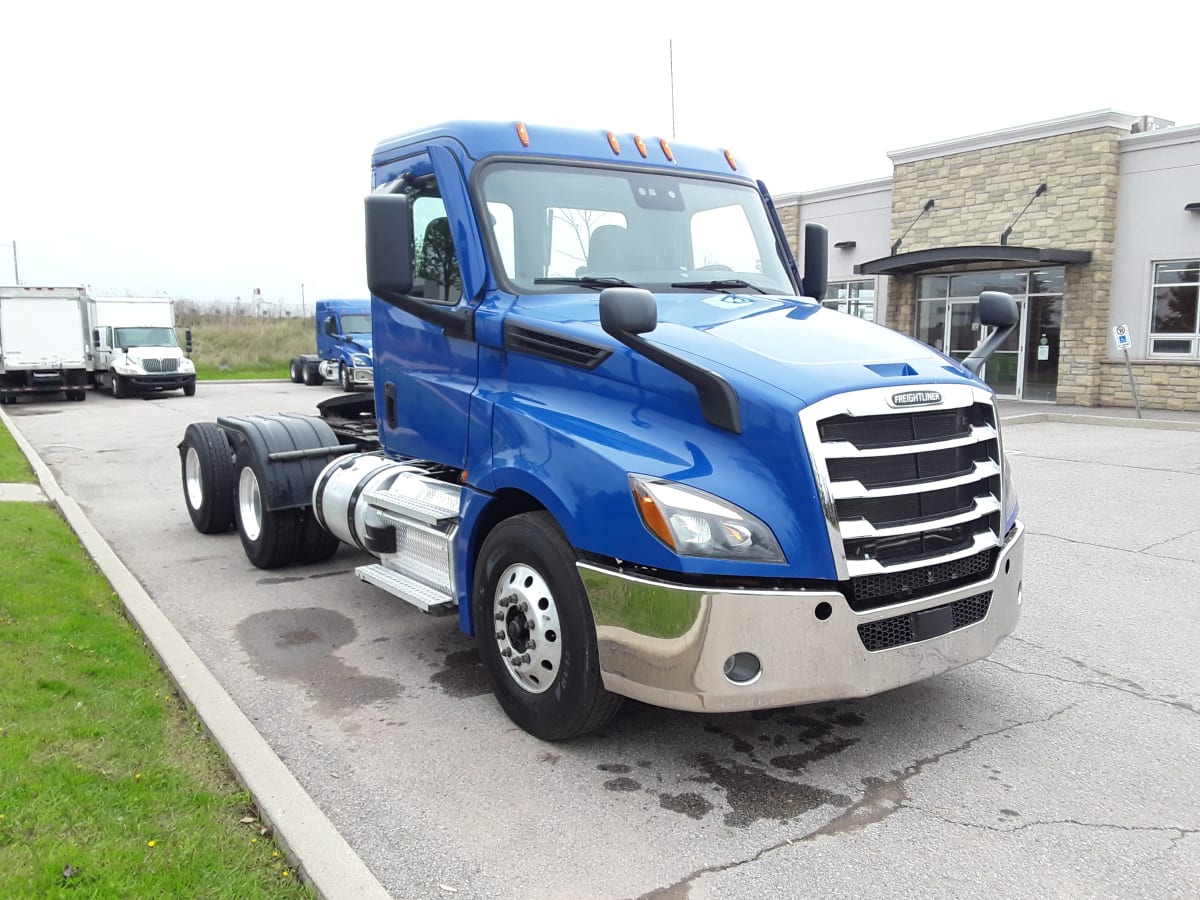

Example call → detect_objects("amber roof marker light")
606 131 621 155
660 139 675 163
515 122 530 148
724 149 737 171
633 135 648 158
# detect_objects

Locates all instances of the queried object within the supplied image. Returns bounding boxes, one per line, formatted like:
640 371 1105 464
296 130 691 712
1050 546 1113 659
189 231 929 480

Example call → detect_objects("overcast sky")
3 0 1197 307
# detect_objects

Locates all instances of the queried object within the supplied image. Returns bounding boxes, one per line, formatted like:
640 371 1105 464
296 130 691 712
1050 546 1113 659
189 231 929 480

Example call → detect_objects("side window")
690 204 762 273
412 189 463 304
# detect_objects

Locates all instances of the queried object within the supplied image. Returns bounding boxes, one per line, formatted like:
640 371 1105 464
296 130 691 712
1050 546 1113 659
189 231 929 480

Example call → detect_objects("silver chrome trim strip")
820 424 997 459
844 530 997 578
838 495 1001 540
828 459 1000 500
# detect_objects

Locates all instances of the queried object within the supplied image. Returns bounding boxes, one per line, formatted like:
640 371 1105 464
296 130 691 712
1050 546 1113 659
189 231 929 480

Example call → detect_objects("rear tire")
180 422 236 534
295 507 341 564
302 360 324 386
235 462 303 568
473 511 623 741
340 363 353 392
112 374 126 399
289 358 304 384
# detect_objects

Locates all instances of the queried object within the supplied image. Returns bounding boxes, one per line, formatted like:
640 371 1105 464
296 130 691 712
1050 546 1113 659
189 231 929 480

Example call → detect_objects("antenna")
669 39 676 139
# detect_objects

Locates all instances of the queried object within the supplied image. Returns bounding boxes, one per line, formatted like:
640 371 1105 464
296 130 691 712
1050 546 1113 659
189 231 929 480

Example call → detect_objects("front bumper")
579 522 1025 712
352 367 374 386
120 373 196 391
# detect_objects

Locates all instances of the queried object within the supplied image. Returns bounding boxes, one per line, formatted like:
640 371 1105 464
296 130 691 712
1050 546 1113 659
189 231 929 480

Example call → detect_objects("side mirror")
365 193 414 299
962 291 1019 376
802 222 828 301
599 287 657 336
185 328 193 354
93 328 100 349
978 290 1019 328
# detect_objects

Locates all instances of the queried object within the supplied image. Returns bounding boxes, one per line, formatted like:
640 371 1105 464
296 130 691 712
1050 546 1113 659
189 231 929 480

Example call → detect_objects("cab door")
371 144 487 468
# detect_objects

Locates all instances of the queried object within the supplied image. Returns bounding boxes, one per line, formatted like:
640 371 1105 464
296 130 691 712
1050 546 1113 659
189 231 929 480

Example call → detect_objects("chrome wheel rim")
184 447 204 510
492 563 562 694
237 467 263 542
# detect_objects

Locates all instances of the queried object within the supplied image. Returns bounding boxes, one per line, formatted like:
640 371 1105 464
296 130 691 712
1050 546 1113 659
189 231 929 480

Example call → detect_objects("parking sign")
1113 323 1131 350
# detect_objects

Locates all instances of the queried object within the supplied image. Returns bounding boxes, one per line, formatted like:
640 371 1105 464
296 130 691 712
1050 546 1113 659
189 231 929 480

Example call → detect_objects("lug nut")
495 630 505 639
501 648 512 658
517 600 529 613
518 653 531 665
525 639 536 650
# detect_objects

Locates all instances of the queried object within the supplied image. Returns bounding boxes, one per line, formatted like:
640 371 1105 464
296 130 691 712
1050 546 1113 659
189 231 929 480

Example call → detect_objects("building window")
1149 260 1200 356
823 279 876 320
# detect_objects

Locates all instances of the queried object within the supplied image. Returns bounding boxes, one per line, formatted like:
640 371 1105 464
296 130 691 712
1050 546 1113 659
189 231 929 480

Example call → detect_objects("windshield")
114 327 178 348
340 314 372 334
478 162 796 295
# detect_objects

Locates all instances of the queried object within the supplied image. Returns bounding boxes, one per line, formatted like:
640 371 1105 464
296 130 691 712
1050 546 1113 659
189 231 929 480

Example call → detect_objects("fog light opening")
1005 559 1011 575
723 652 762 685
814 601 833 621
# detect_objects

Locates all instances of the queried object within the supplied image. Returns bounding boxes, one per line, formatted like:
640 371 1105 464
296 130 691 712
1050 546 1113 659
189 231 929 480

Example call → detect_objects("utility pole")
669 39 676 139
300 282 306 317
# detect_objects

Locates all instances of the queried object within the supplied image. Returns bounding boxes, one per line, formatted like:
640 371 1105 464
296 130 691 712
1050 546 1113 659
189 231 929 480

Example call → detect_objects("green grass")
0 418 35 483
177 315 313 380
0 503 312 898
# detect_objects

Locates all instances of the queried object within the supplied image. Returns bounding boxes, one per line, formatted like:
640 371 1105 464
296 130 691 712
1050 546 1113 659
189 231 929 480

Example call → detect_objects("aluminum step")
355 563 456 616
364 487 458 527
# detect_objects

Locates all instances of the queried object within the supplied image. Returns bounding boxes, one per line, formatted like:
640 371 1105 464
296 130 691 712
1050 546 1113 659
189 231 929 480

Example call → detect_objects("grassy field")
0 498 311 897
0 416 35 483
178 314 313 380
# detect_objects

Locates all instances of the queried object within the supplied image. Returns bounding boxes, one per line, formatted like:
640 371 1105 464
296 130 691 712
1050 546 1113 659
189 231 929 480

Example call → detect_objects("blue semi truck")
288 298 373 391
179 121 1025 740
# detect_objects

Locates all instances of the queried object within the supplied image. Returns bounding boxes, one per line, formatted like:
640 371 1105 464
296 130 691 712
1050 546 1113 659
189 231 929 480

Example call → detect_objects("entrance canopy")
855 245 1092 276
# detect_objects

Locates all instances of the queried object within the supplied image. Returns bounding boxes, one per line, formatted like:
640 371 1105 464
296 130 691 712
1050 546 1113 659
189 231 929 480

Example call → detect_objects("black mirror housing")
802 222 829 301
978 291 1019 328
599 287 657 335
366 193 414 299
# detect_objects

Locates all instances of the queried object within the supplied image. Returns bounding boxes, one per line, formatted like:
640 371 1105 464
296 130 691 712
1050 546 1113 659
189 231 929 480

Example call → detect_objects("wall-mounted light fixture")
833 240 857 250
1186 202 1200 213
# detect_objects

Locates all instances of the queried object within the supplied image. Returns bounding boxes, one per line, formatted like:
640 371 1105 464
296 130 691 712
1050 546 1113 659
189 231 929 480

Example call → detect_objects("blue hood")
527 292 975 405
345 334 373 355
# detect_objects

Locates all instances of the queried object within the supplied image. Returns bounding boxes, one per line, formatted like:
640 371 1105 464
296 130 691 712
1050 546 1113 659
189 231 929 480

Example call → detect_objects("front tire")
235 462 303 568
473 512 623 741
183 381 196 397
180 422 236 534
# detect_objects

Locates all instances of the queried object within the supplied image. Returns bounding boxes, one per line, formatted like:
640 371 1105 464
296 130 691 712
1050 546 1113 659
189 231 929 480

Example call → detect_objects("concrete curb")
1000 411 1200 432
0 406 391 900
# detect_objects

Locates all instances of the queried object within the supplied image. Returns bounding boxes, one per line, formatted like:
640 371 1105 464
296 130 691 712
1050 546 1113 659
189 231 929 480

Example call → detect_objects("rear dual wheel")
180 422 236 534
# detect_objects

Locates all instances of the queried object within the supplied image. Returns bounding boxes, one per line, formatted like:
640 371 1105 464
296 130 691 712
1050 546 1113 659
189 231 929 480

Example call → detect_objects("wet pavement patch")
658 792 713 820
604 777 642 792
430 648 491 698
689 753 850 827
236 607 400 714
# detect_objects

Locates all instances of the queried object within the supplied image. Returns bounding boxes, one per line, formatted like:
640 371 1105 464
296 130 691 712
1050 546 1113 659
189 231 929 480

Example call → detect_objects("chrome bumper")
578 523 1025 712
353 367 374 386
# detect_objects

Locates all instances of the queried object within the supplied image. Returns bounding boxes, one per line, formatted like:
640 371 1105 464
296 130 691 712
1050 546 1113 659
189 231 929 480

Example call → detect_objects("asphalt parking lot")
7 383 1200 899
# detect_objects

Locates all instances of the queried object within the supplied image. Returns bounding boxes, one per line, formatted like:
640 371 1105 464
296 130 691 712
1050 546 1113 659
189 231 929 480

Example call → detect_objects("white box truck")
0 285 91 404
89 297 196 398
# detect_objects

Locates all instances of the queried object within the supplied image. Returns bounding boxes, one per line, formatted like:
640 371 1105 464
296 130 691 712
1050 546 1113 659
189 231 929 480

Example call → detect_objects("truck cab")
291 299 374 391
90 297 196 398
181 121 1025 741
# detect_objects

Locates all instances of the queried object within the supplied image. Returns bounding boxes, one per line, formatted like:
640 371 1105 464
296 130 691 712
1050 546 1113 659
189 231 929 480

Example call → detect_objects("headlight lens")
179 358 195 372
352 354 372 368
628 474 785 562
113 359 141 374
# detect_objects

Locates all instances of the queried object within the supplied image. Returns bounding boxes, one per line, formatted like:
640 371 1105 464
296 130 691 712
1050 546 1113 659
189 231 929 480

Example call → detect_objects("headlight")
628 474 785 562
1002 453 1019 533
352 354 372 368
113 359 141 374
178 358 195 372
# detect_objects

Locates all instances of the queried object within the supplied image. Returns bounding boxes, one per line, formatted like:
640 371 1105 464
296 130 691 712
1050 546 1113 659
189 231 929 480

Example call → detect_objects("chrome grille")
142 358 179 373
800 384 1004 605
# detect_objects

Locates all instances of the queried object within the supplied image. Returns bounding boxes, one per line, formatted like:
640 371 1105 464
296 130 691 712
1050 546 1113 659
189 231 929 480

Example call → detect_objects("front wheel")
473 512 623 741
183 381 196 397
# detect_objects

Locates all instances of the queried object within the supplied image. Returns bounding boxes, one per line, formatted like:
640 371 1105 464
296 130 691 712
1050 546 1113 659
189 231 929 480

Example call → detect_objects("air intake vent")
506 325 611 370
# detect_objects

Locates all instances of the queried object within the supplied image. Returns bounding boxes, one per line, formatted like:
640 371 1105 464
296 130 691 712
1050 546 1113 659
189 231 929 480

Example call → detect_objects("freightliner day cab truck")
179 122 1025 741
0 285 90 403
288 299 374 391
90 296 196 397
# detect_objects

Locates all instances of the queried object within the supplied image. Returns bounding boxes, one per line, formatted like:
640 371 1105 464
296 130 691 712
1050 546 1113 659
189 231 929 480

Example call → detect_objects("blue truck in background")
288 298 373 391
179 121 1025 741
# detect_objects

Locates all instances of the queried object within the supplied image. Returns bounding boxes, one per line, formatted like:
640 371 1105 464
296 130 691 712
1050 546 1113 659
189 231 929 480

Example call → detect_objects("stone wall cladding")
889 128 1125 406
1098 362 1200 411
776 203 801 255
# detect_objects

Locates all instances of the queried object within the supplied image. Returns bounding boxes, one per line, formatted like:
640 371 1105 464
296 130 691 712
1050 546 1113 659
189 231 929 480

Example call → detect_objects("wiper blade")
669 278 769 294
533 276 638 291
